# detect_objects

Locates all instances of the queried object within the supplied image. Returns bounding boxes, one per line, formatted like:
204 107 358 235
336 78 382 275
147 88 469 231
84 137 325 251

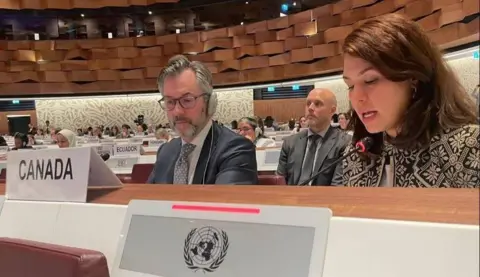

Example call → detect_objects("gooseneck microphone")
298 137 373 186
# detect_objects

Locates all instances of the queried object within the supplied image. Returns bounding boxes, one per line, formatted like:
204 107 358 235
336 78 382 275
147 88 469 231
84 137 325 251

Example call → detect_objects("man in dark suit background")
277 88 350 186
147 55 258 185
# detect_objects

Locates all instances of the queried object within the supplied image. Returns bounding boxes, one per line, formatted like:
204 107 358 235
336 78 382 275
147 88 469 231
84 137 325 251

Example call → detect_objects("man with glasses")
147 55 258 185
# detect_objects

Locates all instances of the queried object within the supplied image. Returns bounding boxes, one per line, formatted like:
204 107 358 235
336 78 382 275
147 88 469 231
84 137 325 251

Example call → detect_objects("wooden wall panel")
254 99 306 123
0 0 478 95
1 0 178 9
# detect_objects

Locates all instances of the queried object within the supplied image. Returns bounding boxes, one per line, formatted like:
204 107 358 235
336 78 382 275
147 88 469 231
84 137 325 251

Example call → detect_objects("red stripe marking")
172 204 260 214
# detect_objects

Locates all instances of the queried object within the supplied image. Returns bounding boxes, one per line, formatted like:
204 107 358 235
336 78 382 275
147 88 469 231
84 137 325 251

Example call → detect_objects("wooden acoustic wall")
0 0 478 96
0 0 178 10
254 99 306 123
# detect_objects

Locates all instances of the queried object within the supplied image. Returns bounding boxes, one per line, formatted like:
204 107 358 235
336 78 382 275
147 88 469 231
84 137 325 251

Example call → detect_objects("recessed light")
107 32 113 39
80 13 84 17
240 22 244 25
148 11 152 15
34 33 40 40
245 1 249 4
176 29 180 34
293 2 296 6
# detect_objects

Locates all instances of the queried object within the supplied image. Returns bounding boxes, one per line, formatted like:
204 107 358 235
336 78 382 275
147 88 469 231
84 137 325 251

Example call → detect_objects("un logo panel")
184 226 229 273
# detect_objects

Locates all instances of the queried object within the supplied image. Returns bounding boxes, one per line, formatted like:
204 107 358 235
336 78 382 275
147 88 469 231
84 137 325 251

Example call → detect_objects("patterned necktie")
298 134 321 185
173 143 196 184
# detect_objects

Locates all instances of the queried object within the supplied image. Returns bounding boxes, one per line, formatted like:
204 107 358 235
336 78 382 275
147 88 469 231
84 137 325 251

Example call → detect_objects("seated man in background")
277 88 350 186
147 55 258 185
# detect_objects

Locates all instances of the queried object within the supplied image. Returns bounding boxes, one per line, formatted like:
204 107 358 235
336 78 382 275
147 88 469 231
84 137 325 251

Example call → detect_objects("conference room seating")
0 237 110 277
0 169 5 183
130 163 155 183
258 174 286 185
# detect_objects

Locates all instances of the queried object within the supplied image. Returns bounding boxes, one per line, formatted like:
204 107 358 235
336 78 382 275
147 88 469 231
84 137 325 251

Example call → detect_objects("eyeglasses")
158 94 206 111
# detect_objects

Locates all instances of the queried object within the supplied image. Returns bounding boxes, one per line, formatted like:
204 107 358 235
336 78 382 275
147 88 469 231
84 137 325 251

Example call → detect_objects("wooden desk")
0 183 478 225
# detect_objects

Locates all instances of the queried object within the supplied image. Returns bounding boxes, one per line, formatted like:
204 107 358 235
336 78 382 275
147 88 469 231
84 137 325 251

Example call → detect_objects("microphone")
298 137 373 186
100 153 110 161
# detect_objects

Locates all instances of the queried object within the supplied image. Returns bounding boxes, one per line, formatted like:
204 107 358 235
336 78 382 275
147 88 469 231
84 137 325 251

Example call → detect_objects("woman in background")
56 129 77 148
238 117 276 147
342 14 478 188
12 133 33 150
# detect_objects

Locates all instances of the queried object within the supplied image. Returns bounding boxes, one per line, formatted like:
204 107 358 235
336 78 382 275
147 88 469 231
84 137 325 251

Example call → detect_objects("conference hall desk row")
0 184 478 277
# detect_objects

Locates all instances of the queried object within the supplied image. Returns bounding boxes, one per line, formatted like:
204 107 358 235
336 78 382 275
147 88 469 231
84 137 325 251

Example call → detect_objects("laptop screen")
119 215 315 277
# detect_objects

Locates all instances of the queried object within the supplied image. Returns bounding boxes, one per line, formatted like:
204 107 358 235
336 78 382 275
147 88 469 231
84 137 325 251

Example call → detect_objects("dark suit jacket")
147 122 258 185
276 127 350 186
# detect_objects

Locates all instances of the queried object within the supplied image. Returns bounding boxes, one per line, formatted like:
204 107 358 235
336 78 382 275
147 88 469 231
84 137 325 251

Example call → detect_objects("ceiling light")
148 11 152 15
245 1 249 4
176 29 180 34
241 22 244 25
80 14 85 17
280 13 287 17
34 33 39 41
108 32 113 39
293 2 296 6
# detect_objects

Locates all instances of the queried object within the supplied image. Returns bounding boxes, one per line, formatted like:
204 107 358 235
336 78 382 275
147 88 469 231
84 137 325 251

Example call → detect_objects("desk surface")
0 184 478 225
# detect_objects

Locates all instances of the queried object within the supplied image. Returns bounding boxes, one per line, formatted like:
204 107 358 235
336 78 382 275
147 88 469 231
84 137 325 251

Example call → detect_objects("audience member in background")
27 134 36 146
331 114 340 128
45 120 50 134
136 124 148 135
256 116 265 135
338 112 353 136
155 128 172 142
292 116 308 134
86 127 93 136
264 116 279 131
119 124 132 138
230 120 238 131
103 127 110 136
110 126 120 137
288 119 295 131
147 55 257 185
12 133 33 150
277 88 351 186
56 129 77 148
76 129 83 136
238 117 276 148
93 127 103 139
0 136 8 146
342 14 479 188
36 129 44 136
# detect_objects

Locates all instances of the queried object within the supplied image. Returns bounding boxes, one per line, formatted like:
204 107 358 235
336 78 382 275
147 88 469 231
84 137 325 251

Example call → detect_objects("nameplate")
85 136 100 143
114 144 141 156
129 137 143 144
106 156 139 169
33 145 49 150
0 146 9 153
94 144 113 156
149 139 166 147
6 147 122 202
264 149 281 164
101 138 114 143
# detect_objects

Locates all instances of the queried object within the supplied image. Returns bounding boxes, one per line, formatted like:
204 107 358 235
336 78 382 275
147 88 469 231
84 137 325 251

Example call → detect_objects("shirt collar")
308 125 329 138
182 120 213 147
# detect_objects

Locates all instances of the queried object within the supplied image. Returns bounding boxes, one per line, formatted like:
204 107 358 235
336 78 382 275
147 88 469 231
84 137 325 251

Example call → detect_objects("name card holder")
0 146 9 153
129 137 143 144
6 147 122 203
264 149 281 165
85 136 100 144
106 156 139 169
114 143 141 156
148 139 167 147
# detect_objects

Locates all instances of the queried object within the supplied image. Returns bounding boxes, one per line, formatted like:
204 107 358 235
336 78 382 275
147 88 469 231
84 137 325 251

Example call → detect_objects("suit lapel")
293 131 308 184
166 139 182 183
192 123 217 184
313 127 338 174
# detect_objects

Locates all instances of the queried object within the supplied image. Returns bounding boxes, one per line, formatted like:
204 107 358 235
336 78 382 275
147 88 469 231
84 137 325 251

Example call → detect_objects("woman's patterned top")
343 125 479 188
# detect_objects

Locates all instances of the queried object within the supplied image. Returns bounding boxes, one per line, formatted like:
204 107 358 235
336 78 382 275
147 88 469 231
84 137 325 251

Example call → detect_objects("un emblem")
183 226 229 273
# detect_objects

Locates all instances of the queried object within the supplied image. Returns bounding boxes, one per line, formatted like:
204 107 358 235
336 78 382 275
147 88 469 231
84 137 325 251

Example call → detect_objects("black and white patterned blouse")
343 124 479 188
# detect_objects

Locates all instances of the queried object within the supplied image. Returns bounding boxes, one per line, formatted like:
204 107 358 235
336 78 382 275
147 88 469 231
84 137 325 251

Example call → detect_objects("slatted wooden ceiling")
0 0 478 95
0 0 178 9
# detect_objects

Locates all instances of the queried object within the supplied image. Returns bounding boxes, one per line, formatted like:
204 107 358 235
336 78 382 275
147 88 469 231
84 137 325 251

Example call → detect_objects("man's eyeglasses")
158 94 206 111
